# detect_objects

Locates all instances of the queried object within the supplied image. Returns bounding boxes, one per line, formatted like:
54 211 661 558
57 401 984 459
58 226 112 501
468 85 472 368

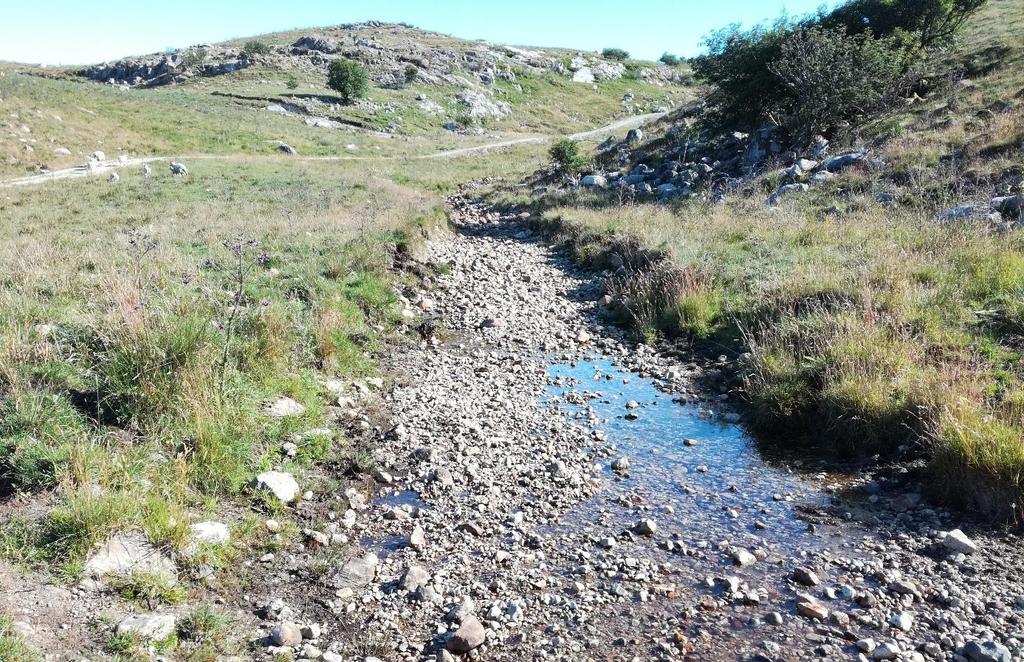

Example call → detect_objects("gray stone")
964 641 1012 662
271 622 303 647
116 614 176 641
255 471 300 503
446 615 486 654
942 529 979 555
331 552 378 590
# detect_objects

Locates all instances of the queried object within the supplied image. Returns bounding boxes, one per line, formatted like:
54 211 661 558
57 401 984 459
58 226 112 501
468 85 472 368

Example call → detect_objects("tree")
602 48 630 61
327 59 369 103
549 139 588 175
659 53 682 66
404 64 418 85
691 20 792 129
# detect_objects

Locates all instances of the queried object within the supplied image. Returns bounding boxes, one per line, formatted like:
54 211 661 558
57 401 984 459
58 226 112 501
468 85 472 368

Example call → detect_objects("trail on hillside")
0 113 661 189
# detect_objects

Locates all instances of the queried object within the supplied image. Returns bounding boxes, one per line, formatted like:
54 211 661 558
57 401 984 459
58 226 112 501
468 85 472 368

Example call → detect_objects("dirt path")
0 114 662 189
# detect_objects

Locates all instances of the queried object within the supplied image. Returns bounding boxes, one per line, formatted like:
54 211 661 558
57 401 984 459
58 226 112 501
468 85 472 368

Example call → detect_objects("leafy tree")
327 59 369 103
549 139 588 174
602 48 630 61
659 53 682 66
242 40 271 57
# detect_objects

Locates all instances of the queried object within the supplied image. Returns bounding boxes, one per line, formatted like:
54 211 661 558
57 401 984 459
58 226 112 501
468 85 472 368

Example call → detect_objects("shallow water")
545 356 853 558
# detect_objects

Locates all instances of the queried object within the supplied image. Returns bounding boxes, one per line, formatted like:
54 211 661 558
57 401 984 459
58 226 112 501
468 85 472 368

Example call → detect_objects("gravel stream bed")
281 197 1024 662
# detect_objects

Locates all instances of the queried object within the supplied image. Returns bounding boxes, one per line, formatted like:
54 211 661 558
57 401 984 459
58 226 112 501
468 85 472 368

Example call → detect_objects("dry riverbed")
267 197 1024 661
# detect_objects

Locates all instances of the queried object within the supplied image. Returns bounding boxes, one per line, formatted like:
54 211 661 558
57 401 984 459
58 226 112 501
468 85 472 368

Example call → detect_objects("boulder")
278 143 298 155
964 640 1012 662
572 67 595 84
331 552 378 590
992 194 1024 218
254 471 300 503
820 151 865 172
446 615 486 654
169 161 188 176
84 534 177 584
942 528 979 555
116 614 176 641
271 622 303 647
265 396 306 417
581 175 608 188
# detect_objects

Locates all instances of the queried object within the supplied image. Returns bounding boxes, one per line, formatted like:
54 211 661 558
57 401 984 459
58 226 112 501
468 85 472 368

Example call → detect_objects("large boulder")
292 35 339 54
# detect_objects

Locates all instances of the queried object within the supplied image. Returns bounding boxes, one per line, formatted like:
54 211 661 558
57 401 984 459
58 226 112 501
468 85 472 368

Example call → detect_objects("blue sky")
2 0 834 65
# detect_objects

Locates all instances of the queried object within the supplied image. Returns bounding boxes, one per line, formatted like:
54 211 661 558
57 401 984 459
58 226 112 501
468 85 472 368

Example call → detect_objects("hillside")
1 22 693 178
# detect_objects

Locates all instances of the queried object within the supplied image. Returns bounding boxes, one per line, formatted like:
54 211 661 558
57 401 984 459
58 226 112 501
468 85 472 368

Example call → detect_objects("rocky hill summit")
80 22 686 91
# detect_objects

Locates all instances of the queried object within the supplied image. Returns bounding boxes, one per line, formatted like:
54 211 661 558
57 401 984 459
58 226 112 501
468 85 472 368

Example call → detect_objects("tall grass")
519 169 1024 518
0 159 440 568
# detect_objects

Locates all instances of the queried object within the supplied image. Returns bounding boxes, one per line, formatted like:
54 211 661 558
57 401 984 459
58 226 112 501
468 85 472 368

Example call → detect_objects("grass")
0 615 38 662
0 157 443 573
507 168 1024 518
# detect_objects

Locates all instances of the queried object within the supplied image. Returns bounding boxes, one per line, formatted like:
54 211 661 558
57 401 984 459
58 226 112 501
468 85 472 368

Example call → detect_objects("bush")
285 76 299 90
691 20 792 129
327 59 369 104
242 40 271 57
769 26 920 139
602 48 630 61
820 0 987 48
404 64 418 85
549 139 588 175
659 53 682 66
691 0 986 134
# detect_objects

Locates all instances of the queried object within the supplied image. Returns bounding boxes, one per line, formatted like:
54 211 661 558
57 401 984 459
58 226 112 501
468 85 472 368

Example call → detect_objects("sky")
1 0 835 66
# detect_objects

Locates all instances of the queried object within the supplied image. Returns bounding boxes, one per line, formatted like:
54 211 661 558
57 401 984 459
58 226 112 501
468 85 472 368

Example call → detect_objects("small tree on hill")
327 59 369 104
549 139 588 175
602 48 630 61
659 53 682 66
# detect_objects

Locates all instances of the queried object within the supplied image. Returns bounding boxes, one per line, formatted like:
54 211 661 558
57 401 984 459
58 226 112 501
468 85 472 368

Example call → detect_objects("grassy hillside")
502 0 1024 519
1 20 693 178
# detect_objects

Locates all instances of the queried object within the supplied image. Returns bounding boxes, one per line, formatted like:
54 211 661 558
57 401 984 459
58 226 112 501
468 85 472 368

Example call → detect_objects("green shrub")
659 53 682 66
327 59 369 104
404 64 418 84
691 0 986 133
548 139 588 175
0 615 39 662
691 19 792 129
770 26 920 139
602 48 630 61
285 76 299 90
820 0 987 48
242 40 271 57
